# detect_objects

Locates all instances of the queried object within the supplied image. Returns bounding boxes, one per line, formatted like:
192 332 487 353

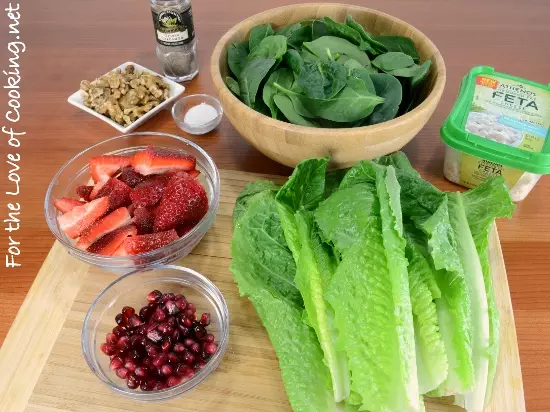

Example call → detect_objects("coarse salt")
184 103 219 127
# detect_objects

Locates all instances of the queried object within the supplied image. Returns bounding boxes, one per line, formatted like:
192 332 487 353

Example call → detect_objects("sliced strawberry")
89 155 132 183
76 185 94 201
154 172 208 232
54 197 86 214
176 224 195 237
90 175 109 200
187 170 200 179
112 242 129 256
87 224 137 256
76 207 132 250
57 197 109 239
130 174 170 208
95 178 132 211
133 207 155 235
118 167 145 188
131 146 196 176
124 230 179 255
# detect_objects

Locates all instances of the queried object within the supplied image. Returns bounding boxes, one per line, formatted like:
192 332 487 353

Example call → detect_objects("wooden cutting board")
0 170 525 412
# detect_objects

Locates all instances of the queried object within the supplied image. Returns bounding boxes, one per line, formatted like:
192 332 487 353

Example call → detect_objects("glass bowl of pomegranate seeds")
44 132 220 272
82 265 229 400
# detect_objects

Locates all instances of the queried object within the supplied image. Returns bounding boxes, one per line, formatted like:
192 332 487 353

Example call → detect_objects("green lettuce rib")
294 211 350 402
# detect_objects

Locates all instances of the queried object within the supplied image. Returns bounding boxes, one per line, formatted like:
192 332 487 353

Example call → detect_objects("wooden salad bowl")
211 3 446 169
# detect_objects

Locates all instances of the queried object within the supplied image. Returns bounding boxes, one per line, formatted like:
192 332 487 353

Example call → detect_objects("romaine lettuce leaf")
294 210 350 402
233 180 278 227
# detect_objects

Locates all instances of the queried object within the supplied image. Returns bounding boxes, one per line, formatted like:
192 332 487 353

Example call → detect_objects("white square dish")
67 62 186 133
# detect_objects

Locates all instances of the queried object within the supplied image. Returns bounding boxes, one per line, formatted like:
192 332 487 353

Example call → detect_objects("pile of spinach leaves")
225 16 432 128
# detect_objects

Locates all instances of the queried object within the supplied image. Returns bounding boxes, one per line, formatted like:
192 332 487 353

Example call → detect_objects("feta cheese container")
441 66 550 201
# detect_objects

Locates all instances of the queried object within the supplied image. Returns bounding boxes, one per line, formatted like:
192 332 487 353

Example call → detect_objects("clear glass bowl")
172 94 223 135
82 265 229 401
44 132 220 272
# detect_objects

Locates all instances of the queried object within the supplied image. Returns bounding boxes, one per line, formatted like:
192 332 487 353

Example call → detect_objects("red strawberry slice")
57 197 109 239
187 170 200 179
87 224 137 256
133 207 155 235
154 172 208 232
54 197 86 213
176 224 195 237
112 242 129 256
118 167 145 188
124 229 179 255
90 175 109 200
95 178 132 211
76 207 132 250
89 155 132 183
130 174 170 208
131 146 196 176
76 185 93 201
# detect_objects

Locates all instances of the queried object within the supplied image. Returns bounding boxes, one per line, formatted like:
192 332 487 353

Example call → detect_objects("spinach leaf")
288 25 312 49
287 93 316 118
263 68 294 118
311 19 329 40
304 36 370 66
297 60 347 99
323 17 362 45
248 23 274 51
386 64 425 78
363 73 402 125
227 42 249 77
284 49 304 74
239 58 277 107
276 22 301 37
275 77 384 122
349 67 376 94
225 76 241 96
373 36 420 62
248 35 287 61
412 60 432 87
372 52 415 71
346 15 387 54
273 94 319 127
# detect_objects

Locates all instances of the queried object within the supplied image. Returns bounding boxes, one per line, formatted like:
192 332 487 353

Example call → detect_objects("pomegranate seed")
140 379 153 391
116 367 129 379
183 317 193 328
158 323 174 335
184 338 196 348
172 329 181 342
145 343 160 356
166 375 181 387
110 356 123 370
203 342 218 355
115 313 127 327
195 359 207 370
200 313 211 326
152 353 168 367
139 306 152 321
122 306 135 317
167 316 177 327
173 343 185 353
127 314 143 328
161 292 176 304
161 337 172 353
201 351 211 360
126 374 140 389
134 366 148 378
125 349 140 361
186 303 196 313
167 351 179 363
154 381 167 390
147 329 162 343
183 309 195 318
182 351 195 365
190 342 200 353
101 343 117 356
165 300 179 315
124 361 136 373
178 365 195 378
129 335 146 347
153 307 167 322
106 333 118 345
178 325 191 336
116 336 130 351
175 298 187 310
203 334 215 343
147 290 163 303
161 364 174 376
193 325 206 340
112 326 126 338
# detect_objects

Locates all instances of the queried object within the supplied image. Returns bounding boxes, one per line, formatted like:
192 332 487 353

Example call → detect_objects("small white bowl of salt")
172 94 223 135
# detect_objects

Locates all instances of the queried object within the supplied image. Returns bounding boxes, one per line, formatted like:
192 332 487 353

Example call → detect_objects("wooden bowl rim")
210 3 446 137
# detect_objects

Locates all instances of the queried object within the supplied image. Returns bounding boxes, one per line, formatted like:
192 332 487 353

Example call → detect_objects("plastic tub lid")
441 66 550 174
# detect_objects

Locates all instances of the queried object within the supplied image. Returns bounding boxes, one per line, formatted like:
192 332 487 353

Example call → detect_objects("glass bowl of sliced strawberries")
44 132 220 272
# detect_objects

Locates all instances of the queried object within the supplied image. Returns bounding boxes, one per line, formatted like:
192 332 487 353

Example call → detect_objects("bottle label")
152 6 195 47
